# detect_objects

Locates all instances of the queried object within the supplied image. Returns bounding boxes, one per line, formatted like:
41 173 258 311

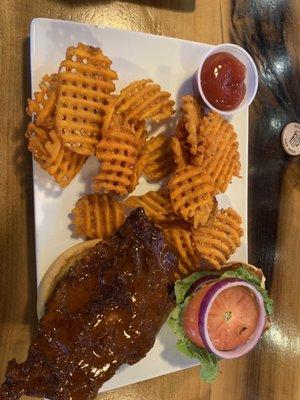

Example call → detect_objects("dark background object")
231 0 299 285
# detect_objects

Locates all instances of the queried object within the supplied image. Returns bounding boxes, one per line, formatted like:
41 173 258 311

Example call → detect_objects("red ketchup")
201 52 246 111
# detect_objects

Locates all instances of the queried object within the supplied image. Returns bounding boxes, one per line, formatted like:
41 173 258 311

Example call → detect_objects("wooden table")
1 1 299 399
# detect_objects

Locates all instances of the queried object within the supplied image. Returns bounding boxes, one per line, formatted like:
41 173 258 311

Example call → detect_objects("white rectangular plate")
30 18 248 392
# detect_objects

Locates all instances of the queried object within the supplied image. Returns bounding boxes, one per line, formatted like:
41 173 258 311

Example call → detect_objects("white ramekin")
193 43 258 115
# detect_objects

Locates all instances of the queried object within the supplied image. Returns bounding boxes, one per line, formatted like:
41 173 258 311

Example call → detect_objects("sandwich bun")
223 261 266 288
37 239 100 319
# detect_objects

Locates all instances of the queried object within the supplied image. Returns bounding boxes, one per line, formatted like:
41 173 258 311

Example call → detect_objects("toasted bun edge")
37 239 100 319
224 261 266 288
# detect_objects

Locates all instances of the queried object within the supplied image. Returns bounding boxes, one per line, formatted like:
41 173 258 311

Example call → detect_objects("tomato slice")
207 286 259 351
183 283 259 351
183 283 215 348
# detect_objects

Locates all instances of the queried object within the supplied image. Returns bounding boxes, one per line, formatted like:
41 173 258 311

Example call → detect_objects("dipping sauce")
201 52 246 111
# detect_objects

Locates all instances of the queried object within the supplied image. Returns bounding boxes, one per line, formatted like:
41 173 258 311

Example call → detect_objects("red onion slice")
185 274 220 298
198 278 266 359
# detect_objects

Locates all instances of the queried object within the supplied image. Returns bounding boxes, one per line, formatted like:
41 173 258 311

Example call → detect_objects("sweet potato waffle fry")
128 150 149 192
192 207 243 269
143 134 174 182
163 227 200 277
132 119 147 141
115 79 175 123
93 122 139 195
192 112 241 194
71 193 125 240
207 196 218 226
125 188 172 222
181 95 203 156
169 166 214 228
26 122 87 187
171 136 186 168
27 74 58 129
130 125 149 191
55 43 118 155
173 117 192 165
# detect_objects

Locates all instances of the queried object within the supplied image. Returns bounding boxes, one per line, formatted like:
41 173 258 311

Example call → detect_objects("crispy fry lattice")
27 74 58 129
173 117 192 165
127 120 149 192
192 112 241 193
143 134 174 182
93 123 139 195
163 227 200 277
114 79 175 123
171 136 186 168
26 122 86 187
124 188 172 222
71 193 125 240
181 95 203 156
128 151 148 193
192 207 243 269
55 43 118 155
169 166 214 228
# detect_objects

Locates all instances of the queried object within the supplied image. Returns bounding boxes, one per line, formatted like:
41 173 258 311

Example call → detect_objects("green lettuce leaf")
168 298 219 383
177 338 219 383
168 266 273 383
174 271 217 304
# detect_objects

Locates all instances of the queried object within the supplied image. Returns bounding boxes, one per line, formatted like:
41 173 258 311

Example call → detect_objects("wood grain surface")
0 1 299 399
